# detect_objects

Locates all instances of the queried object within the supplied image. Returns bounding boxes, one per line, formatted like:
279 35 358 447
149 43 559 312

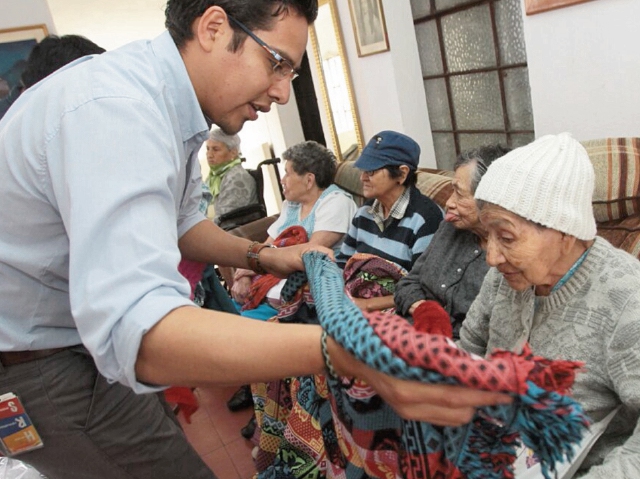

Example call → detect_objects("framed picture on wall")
0 24 48 117
347 0 389 57
525 0 595 15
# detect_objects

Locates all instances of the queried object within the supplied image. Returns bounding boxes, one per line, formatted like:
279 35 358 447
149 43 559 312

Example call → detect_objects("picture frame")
347 0 389 57
0 24 48 115
525 0 594 15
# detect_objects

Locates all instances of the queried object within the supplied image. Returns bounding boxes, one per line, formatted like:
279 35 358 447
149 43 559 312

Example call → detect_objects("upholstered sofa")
220 137 640 287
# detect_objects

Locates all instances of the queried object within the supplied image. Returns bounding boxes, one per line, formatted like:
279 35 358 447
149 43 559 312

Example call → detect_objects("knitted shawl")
302 251 589 479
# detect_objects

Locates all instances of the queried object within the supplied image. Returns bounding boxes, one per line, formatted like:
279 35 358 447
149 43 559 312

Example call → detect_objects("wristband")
320 330 338 379
246 241 274 275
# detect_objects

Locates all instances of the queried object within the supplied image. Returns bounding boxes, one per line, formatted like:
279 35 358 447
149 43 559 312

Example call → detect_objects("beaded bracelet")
246 241 274 275
320 330 338 379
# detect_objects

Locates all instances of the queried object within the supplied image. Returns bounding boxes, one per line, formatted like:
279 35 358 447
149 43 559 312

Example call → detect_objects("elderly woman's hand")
231 268 256 304
260 244 335 278
325 335 512 426
408 300 426 315
231 275 252 304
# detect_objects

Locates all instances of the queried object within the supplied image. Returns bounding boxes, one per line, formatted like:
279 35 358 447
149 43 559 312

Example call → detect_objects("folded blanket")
343 253 406 301
242 225 308 311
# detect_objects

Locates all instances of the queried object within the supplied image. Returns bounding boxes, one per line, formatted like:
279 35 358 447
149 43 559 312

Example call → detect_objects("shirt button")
441 284 446 289
474 250 479 254
457 268 462 273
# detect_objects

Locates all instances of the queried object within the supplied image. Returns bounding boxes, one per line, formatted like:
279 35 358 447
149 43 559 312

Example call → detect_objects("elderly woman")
459 133 640 478
228 141 357 431
336 130 443 312
205 128 258 223
232 140 357 311
395 145 510 338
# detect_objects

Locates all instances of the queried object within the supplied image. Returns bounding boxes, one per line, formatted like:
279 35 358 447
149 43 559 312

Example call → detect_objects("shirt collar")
369 186 411 231
151 31 209 144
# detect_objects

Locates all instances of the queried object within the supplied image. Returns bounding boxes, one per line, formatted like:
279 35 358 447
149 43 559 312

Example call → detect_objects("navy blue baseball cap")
354 131 420 171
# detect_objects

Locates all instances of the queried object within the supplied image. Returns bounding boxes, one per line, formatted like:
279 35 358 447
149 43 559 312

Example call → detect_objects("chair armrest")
217 204 267 231
227 215 279 242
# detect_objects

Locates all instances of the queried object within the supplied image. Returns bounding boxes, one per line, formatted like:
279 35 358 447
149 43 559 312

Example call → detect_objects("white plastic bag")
0 458 45 479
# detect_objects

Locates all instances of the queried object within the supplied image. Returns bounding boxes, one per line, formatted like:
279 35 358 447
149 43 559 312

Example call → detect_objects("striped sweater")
336 185 443 271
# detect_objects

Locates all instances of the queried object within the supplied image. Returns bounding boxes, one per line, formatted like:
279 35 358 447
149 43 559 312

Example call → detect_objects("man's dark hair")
21 35 105 89
165 0 318 50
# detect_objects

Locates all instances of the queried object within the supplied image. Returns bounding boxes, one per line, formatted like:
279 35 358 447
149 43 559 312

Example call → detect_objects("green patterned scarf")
206 158 241 198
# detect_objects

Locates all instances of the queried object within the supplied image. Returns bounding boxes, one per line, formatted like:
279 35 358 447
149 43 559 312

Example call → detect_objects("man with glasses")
0 1 511 477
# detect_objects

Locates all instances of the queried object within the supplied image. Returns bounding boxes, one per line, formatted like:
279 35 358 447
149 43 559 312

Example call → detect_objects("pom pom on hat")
474 133 596 240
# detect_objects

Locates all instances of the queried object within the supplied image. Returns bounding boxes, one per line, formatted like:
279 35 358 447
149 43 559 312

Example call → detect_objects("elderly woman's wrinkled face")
206 140 236 167
281 160 313 203
445 163 480 230
480 204 567 292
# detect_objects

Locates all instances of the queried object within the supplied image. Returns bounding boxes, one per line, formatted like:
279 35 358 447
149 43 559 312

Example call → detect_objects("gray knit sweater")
459 237 640 478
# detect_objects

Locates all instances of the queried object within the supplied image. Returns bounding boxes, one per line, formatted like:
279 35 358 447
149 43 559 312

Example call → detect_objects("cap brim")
354 154 387 171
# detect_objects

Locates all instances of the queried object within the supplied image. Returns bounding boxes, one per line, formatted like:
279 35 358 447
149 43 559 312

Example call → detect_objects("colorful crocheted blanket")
343 253 407 301
302 251 589 479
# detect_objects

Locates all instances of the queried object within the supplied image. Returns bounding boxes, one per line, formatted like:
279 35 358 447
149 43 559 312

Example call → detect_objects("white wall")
521 0 640 141
46 0 166 51
3 0 56 33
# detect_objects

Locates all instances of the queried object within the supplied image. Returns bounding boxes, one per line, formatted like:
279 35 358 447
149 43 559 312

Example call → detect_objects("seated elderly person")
395 145 510 338
228 141 357 432
232 140 357 315
205 128 258 223
459 133 640 478
336 130 443 312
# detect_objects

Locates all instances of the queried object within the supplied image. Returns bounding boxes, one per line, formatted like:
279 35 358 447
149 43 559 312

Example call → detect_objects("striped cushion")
597 216 640 261
583 137 640 222
334 160 365 206
416 169 454 210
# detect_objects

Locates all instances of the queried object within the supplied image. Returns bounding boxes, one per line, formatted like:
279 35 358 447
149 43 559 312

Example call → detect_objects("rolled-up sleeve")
45 97 198 393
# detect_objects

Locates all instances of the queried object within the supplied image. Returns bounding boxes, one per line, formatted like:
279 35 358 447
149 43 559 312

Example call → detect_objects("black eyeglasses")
227 15 299 81
363 168 383 178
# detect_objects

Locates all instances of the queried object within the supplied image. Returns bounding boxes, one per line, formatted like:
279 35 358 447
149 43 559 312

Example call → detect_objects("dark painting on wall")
0 24 48 118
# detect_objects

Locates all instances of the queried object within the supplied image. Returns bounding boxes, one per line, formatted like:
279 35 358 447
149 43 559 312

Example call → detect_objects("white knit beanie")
474 132 596 240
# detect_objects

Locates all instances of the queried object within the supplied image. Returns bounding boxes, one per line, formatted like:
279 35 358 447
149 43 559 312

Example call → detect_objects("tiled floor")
178 386 257 479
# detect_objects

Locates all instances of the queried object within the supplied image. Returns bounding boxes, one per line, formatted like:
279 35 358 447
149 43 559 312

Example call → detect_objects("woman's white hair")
208 128 241 152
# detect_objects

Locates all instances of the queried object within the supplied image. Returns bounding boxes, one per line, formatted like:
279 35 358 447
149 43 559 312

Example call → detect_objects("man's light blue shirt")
0 31 209 393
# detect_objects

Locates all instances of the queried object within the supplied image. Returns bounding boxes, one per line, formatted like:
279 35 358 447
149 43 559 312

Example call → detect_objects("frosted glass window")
413 0 534 169
496 0 527 65
442 5 496 73
436 0 476 10
459 134 508 153
411 0 431 19
503 67 534 130
451 72 504 130
511 133 535 148
424 79 452 130
433 133 457 171
415 21 443 77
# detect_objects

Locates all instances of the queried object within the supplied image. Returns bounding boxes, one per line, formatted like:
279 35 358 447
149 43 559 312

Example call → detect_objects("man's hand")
260 243 334 278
